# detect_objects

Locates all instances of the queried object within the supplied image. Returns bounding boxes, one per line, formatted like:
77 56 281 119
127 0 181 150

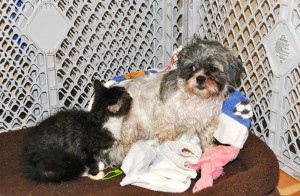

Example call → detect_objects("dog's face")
176 38 242 99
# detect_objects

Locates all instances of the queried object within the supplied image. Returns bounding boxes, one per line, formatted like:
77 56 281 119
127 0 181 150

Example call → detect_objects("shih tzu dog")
98 37 243 166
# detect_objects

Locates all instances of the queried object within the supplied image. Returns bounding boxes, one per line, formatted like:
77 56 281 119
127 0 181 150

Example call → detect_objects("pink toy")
190 145 240 193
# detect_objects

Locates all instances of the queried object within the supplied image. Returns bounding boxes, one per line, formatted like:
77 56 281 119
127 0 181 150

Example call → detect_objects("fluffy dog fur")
111 38 242 165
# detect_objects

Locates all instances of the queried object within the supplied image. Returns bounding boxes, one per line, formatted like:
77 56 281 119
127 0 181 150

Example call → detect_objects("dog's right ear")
192 34 202 43
93 79 106 93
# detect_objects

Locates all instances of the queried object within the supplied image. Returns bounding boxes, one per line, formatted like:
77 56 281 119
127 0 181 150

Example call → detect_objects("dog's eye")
208 66 218 73
190 65 196 72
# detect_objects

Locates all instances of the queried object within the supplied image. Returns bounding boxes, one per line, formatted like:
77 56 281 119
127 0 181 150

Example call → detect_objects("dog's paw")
193 176 213 193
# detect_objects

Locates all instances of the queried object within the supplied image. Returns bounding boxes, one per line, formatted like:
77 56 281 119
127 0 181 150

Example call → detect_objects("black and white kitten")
22 80 132 183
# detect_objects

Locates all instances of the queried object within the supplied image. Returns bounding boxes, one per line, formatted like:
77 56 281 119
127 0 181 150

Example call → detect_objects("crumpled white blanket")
120 139 202 193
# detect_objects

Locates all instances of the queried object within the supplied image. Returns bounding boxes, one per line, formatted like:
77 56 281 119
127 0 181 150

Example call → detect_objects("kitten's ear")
107 100 122 113
94 79 106 92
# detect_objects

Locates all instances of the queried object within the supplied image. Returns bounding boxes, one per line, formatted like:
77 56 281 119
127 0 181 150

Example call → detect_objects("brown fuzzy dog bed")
0 129 279 196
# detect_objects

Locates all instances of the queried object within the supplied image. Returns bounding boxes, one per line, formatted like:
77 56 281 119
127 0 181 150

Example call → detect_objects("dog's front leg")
198 131 216 152
120 134 135 154
155 130 178 144
154 124 185 144
197 120 219 152
121 121 145 153
106 142 126 167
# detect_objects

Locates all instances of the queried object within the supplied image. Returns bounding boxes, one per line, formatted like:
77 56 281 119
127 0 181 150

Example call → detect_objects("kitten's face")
91 80 132 117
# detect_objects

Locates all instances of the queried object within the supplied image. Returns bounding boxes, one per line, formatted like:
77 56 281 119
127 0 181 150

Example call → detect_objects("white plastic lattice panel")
0 0 50 132
264 0 300 180
187 0 299 180
51 0 184 110
0 0 184 132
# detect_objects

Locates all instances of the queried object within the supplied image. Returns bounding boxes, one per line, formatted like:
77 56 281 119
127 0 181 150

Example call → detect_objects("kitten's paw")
98 161 105 171
88 168 100 176
82 162 105 179
87 171 105 180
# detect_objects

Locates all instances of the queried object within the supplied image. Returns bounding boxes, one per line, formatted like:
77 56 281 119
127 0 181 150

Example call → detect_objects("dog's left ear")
226 54 243 87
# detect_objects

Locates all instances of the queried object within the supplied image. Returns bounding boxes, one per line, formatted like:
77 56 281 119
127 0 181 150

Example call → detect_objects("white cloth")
214 113 249 148
120 140 202 193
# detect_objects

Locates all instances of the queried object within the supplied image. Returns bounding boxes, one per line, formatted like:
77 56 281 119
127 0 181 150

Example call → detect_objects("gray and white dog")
95 37 243 166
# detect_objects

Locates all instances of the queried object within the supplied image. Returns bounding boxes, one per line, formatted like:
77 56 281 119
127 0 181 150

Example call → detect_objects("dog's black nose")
196 76 206 85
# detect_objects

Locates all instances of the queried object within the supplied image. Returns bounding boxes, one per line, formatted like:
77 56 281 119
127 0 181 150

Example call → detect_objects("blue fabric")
111 70 159 82
222 90 251 128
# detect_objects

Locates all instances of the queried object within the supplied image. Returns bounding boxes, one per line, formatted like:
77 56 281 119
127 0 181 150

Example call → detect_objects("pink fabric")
190 145 240 193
